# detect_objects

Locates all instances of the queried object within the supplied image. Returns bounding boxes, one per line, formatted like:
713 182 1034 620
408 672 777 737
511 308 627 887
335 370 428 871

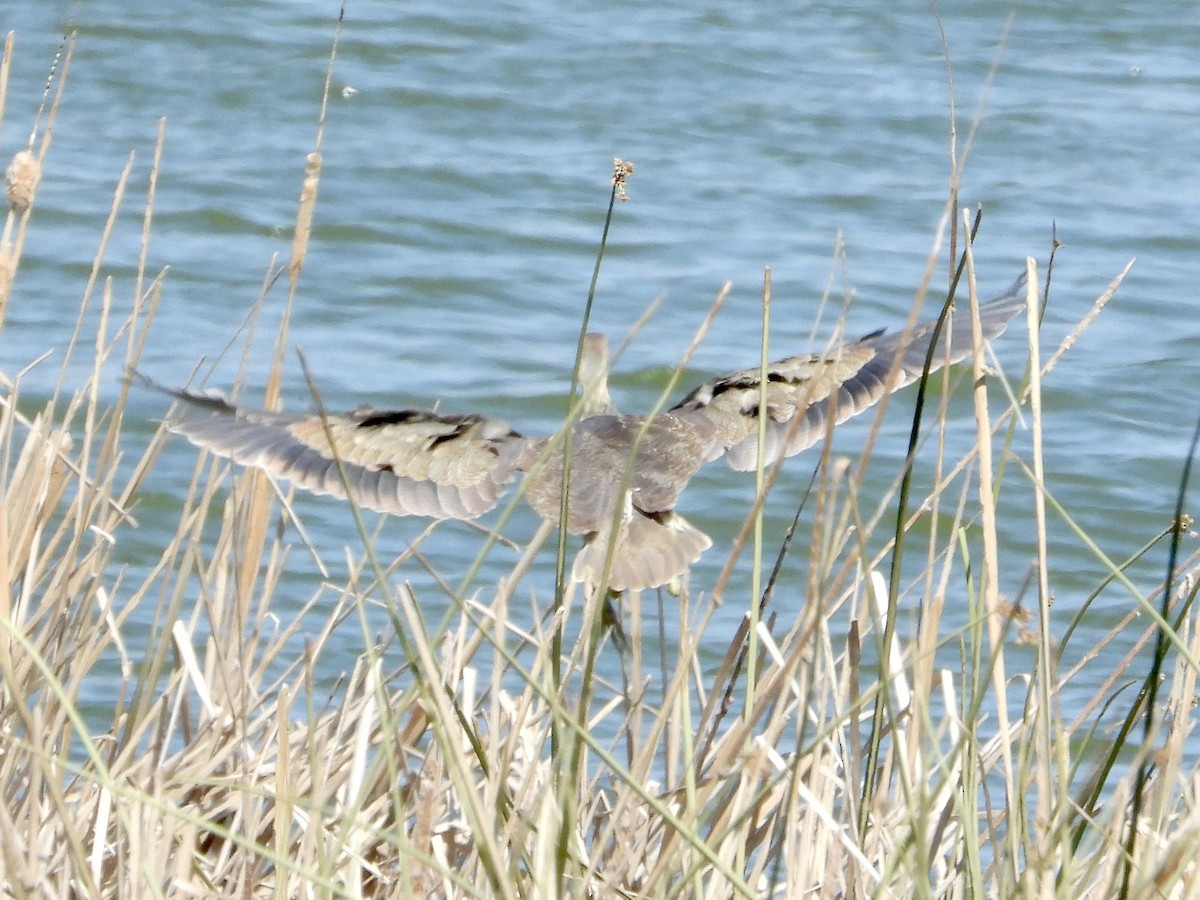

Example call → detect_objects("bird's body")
521 405 717 590
139 272 1027 590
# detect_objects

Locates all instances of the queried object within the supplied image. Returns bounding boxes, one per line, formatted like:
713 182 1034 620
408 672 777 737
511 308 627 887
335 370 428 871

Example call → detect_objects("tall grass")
2 26 1199 900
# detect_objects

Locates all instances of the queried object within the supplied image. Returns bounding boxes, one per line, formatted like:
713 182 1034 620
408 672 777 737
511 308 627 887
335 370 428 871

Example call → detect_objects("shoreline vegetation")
3 25 1197 899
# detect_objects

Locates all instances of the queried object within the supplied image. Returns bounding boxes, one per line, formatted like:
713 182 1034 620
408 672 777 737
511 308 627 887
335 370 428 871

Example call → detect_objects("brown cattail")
5 149 41 210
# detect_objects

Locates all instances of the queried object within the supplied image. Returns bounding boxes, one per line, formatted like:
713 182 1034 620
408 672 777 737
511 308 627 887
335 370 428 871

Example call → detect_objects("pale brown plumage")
137 272 1026 591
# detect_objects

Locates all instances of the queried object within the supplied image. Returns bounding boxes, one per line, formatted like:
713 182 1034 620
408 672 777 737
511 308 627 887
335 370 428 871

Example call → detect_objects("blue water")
3 2 1197 743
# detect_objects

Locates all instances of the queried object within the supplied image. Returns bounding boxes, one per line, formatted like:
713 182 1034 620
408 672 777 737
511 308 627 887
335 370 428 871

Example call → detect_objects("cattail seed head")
612 158 635 201
5 149 40 210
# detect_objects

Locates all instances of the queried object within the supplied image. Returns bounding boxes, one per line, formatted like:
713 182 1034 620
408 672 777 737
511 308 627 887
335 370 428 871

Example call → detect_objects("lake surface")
3 2 1197 741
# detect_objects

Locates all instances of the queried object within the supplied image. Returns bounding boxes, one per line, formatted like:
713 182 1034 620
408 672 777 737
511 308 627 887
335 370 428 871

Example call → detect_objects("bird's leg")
601 587 628 654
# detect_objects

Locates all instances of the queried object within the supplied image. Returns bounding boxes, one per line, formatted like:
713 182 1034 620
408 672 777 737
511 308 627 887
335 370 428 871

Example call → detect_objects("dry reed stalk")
1021 254 1073 892
0 32 13 139
0 33 72 330
962 219 1022 886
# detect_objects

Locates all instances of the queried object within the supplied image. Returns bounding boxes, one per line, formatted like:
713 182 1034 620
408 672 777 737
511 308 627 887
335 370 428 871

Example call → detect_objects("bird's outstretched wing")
669 272 1028 470
135 269 1027 592
131 373 528 520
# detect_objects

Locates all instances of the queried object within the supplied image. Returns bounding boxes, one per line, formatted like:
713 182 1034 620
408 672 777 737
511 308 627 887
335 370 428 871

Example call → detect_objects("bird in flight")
137 272 1027 591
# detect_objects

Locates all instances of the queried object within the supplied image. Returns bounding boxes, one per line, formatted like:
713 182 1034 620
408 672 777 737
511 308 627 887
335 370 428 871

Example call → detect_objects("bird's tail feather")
573 510 712 592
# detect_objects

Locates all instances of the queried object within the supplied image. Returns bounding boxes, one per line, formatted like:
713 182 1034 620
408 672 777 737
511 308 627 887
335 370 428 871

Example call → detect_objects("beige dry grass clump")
3 23 1200 900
